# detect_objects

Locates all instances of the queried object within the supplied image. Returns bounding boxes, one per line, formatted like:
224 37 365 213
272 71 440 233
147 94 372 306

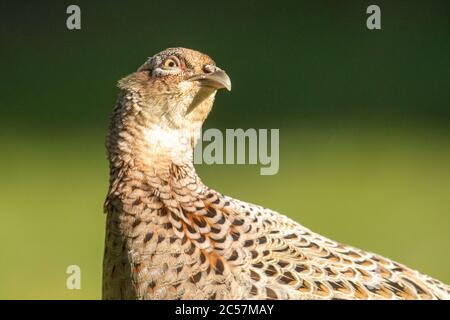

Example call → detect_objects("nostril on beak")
190 64 231 91
203 64 217 74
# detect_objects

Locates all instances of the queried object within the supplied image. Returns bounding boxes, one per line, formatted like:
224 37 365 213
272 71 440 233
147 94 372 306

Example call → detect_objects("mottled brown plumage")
102 47 450 300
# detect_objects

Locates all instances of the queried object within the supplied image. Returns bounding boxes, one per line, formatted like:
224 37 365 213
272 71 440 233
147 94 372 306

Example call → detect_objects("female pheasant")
102 47 450 300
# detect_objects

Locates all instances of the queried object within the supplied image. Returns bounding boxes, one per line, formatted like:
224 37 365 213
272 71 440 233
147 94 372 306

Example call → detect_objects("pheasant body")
102 48 450 300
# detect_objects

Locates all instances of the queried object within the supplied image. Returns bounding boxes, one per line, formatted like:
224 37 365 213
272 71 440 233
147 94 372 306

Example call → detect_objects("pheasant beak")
189 67 232 91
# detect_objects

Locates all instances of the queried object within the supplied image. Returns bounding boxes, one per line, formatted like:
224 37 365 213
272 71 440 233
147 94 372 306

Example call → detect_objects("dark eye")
162 57 179 68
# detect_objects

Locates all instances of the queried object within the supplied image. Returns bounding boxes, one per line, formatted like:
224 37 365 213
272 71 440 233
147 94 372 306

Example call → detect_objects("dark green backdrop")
0 1 449 299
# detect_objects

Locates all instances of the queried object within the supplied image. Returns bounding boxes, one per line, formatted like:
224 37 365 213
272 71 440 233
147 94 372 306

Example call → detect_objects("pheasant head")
107 47 231 174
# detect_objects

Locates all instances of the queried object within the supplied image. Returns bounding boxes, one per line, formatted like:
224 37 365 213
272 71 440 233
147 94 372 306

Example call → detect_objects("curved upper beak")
189 68 231 91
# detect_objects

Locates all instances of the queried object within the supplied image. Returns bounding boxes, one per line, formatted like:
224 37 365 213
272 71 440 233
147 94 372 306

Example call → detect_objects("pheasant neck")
107 115 203 185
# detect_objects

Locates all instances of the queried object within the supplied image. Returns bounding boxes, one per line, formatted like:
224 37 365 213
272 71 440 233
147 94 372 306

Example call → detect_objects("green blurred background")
0 1 449 299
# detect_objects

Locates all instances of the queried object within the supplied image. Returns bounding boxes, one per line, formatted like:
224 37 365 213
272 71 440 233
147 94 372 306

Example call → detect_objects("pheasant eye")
163 58 178 68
